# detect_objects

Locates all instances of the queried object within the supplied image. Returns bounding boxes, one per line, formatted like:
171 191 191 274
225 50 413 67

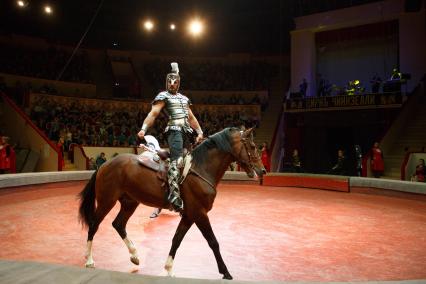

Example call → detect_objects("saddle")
137 135 192 186
137 150 167 173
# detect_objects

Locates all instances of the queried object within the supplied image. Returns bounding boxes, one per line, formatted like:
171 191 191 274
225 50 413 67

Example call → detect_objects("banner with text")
285 93 403 112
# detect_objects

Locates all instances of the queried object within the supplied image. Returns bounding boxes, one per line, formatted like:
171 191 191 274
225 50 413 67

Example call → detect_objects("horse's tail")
78 171 97 228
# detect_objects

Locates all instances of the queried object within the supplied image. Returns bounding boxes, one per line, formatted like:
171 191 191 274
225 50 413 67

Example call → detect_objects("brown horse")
78 127 265 280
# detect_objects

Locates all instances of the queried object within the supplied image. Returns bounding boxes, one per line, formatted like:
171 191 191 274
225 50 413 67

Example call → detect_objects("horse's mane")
192 127 239 166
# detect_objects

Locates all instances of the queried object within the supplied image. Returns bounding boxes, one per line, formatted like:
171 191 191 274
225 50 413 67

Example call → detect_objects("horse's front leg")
164 216 194 276
195 213 232 280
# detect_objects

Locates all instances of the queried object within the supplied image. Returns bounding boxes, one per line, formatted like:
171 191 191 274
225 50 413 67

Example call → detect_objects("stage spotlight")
188 19 204 37
44 5 52 14
170 23 176 30
143 20 154 31
17 0 28 8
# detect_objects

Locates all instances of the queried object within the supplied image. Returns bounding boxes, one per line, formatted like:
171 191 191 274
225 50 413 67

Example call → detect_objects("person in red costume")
370 142 384 178
57 136 65 169
260 142 270 172
0 136 15 174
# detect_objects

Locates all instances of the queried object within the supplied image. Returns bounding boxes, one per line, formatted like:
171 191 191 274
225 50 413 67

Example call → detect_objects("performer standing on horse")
138 62 204 212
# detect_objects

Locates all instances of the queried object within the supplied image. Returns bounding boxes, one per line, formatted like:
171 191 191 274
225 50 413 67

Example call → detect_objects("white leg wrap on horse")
164 255 174 276
85 241 95 268
124 237 139 265
124 237 137 254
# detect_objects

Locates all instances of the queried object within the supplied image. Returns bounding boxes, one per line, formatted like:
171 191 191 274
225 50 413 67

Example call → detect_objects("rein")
185 139 216 189
189 168 216 189
186 130 257 189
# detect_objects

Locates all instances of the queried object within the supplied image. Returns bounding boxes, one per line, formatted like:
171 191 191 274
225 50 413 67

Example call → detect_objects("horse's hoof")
85 263 95 269
222 273 233 280
130 256 140 265
164 263 172 271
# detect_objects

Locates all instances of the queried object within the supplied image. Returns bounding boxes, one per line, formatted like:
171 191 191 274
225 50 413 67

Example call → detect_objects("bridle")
235 135 260 170
189 131 260 188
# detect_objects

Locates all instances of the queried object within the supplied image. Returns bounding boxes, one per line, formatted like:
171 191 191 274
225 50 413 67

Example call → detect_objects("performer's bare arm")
138 101 165 139
188 108 204 143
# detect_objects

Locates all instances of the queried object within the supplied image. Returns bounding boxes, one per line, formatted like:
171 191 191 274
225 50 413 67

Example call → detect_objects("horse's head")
232 128 266 178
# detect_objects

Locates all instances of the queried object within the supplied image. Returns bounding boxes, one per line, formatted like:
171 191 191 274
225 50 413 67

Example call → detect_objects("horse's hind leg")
195 213 233 280
112 196 140 265
85 198 117 268
164 216 194 276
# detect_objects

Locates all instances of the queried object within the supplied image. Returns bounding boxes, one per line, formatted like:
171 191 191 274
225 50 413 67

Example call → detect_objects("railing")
72 144 140 170
0 92 62 171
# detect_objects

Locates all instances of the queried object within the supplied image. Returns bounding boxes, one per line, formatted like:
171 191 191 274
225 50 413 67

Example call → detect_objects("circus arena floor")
0 180 426 282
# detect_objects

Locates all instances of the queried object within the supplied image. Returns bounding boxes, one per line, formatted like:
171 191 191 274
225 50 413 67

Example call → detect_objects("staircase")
254 77 286 145
62 153 77 171
383 97 426 179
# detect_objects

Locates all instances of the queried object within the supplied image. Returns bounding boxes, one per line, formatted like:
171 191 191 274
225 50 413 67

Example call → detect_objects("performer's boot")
167 161 184 212
149 208 162 218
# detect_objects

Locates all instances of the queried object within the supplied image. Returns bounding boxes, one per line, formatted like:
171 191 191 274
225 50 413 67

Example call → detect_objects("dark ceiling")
0 0 382 55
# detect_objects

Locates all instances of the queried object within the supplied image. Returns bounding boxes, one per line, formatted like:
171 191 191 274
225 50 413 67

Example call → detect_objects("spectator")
0 136 15 174
329 149 347 175
88 157 97 170
390 68 401 80
57 136 65 169
370 142 384 178
317 74 325 97
291 149 302 173
96 152 107 168
370 73 382 93
299 78 308 97
355 145 363 177
260 142 270 172
65 128 73 150
411 159 425 182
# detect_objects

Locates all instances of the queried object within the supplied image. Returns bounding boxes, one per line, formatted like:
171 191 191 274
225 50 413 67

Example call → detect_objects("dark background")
0 0 381 54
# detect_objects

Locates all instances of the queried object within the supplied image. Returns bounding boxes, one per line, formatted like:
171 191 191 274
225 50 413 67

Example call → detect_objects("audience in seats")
29 97 258 148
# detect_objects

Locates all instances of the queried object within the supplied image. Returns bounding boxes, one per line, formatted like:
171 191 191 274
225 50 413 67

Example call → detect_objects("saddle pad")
137 151 163 172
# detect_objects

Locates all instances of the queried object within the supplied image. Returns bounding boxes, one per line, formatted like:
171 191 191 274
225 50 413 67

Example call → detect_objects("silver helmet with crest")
166 62 180 94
